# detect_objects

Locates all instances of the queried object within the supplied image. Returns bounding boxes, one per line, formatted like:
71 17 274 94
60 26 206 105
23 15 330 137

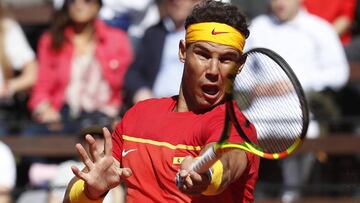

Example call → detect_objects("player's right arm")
62 128 132 203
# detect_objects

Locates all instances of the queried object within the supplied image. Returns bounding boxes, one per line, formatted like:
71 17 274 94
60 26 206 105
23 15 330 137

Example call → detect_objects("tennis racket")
176 48 309 183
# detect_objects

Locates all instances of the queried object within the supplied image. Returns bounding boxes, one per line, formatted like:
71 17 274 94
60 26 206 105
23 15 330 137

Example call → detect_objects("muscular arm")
216 148 248 194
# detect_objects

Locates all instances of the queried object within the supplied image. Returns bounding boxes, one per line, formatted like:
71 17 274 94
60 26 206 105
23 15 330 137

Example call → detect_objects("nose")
205 59 220 82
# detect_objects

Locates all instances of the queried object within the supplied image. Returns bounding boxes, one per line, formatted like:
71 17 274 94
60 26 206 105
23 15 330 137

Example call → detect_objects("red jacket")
303 0 356 44
29 20 133 113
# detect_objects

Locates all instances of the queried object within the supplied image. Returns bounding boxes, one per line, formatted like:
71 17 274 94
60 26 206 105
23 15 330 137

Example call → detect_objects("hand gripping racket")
176 48 309 184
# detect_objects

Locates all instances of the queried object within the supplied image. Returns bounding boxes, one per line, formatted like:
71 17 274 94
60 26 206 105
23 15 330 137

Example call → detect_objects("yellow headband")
186 22 246 53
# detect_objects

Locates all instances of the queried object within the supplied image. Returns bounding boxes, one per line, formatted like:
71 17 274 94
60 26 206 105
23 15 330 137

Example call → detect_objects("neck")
176 86 211 114
174 87 188 112
72 20 96 37
279 8 300 23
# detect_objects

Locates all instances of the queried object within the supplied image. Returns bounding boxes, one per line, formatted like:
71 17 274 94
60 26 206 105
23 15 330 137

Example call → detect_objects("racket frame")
176 48 310 186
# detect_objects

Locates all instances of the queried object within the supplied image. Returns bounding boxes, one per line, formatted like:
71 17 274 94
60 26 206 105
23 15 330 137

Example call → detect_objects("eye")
195 50 211 60
220 56 235 64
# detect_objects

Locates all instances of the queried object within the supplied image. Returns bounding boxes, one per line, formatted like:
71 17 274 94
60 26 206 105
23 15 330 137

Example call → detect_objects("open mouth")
202 85 220 97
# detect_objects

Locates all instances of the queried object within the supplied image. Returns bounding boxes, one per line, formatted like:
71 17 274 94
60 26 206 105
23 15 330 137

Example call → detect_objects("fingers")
75 143 94 170
112 158 132 179
71 165 88 181
180 156 194 170
86 134 100 162
177 156 194 190
178 156 211 195
178 155 197 184
178 169 193 188
120 168 133 178
103 127 113 157
178 170 209 195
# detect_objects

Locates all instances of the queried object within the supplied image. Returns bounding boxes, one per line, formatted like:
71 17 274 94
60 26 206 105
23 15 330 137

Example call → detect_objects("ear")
178 39 186 63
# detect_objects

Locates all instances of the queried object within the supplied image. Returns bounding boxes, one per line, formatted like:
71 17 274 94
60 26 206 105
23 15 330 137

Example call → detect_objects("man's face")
67 0 100 24
270 0 301 22
179 40 243 112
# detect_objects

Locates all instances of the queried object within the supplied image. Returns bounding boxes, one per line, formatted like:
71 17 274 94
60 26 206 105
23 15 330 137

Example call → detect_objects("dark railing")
2 133 359 202
2 133 360 157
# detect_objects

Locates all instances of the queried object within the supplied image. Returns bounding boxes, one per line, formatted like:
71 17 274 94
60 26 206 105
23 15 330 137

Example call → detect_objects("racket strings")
233 51 304 153
253 53 298 152
260 53 300 151
257 52 302 152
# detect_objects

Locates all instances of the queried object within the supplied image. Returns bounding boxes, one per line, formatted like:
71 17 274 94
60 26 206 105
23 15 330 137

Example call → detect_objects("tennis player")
63 0 259 202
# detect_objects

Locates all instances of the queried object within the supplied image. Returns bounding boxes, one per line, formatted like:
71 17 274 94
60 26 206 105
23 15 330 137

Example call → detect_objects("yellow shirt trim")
122 135 202 151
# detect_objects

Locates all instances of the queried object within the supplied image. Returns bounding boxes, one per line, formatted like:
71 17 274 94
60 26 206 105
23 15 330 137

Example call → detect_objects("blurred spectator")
353 0 360 36
24 0 133 135
0 1 37 136
345 37 360 63
0 141 16 203
47 126 125 203
303 0 356 45
232 0 268 20
346 42 360 64
342 1 360 133
99 0 160 50
55 0 161 50
245 0 349 202
124 0 201 106
346 1 360 63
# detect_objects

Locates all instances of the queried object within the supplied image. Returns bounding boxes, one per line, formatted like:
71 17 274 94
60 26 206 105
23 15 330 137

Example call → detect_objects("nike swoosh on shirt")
211 28 229 35
122 149 137 157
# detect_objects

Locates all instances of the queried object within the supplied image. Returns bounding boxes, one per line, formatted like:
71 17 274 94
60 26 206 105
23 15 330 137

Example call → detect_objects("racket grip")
191 146 218 173
175 146 219 188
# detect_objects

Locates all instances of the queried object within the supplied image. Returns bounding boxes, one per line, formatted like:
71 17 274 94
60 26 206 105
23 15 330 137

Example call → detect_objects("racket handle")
191 146 218 173
175 146 218 188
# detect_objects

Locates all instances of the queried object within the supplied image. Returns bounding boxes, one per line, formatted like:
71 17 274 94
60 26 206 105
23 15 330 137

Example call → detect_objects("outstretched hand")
71 127 132 199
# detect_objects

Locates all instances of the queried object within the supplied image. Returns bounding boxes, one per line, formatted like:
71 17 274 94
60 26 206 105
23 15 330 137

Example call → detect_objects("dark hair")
0 2 12 80
78 125 110 143
49 0 102 50
185 0 250 38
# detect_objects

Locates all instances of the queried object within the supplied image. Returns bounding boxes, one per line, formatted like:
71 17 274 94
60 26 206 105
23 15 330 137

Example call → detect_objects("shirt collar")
163 17 178 33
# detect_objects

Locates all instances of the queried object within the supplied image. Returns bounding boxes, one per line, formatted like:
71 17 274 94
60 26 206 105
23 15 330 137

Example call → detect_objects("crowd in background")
0 0 360 202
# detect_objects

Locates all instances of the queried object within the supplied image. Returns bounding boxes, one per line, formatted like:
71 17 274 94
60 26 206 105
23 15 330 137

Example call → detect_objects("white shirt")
245 9 349 92
0 141 16 189
66 50 116 117
0 18 35 89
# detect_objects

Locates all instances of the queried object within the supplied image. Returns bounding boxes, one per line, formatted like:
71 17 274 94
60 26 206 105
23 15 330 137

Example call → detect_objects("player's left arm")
178 143 248 196
333 0 356 35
